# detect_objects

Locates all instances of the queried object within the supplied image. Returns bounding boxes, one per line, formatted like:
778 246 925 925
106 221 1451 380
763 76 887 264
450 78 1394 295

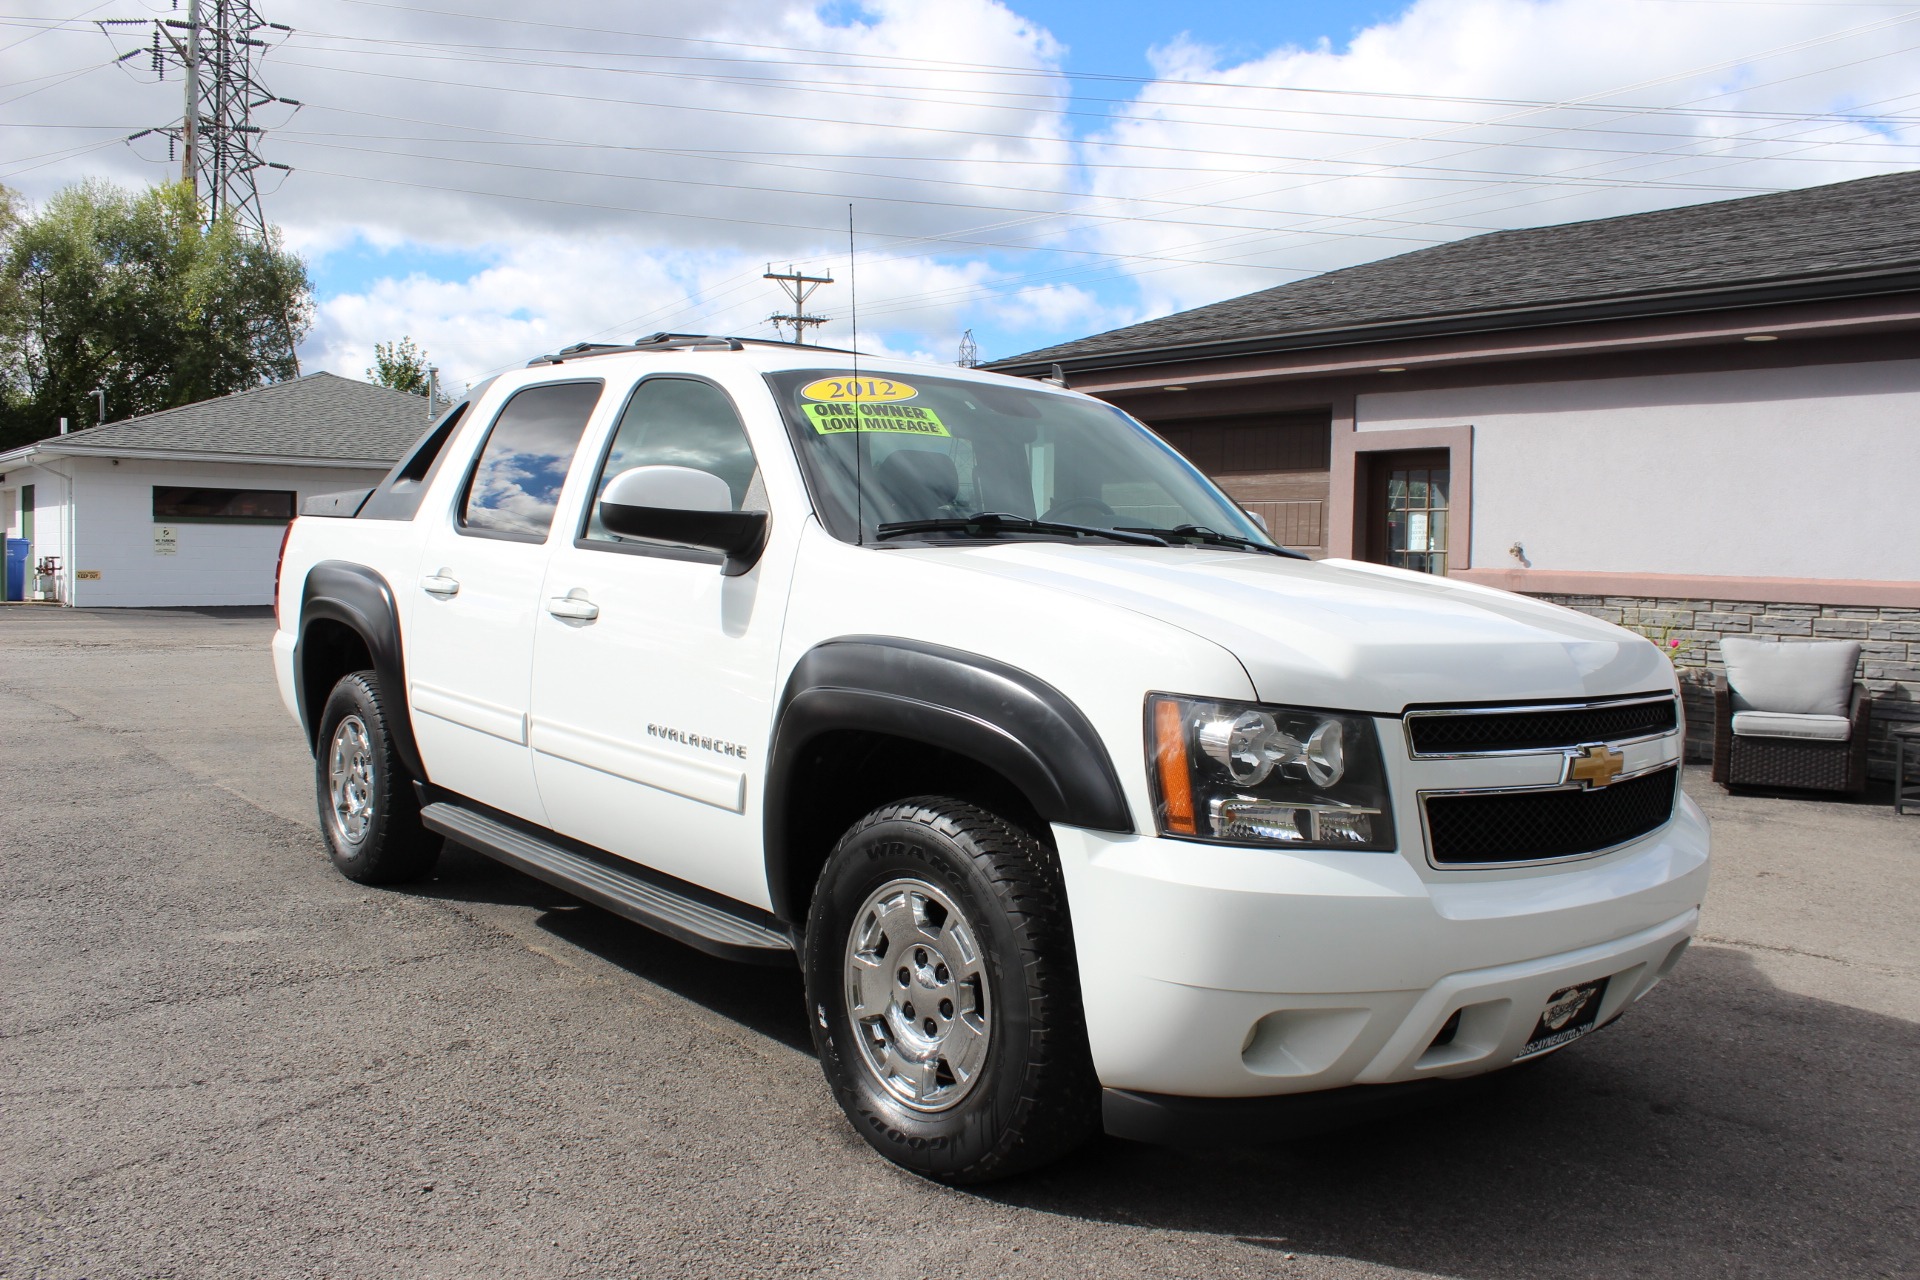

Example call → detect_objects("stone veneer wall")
1531 595 1920 780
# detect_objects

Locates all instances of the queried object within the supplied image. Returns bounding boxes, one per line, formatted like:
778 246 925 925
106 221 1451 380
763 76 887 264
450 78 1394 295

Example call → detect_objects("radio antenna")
849 204 863 547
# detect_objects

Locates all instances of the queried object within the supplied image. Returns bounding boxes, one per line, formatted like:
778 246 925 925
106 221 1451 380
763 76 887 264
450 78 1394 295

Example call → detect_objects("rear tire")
804 796 1100 1184
314 670 439 885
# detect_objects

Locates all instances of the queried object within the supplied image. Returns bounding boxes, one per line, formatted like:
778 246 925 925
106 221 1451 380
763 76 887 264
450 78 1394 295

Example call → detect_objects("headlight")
1147 694 1396 850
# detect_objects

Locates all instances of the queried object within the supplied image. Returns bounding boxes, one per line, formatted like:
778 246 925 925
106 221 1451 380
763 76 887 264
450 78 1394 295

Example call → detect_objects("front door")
530 375 795 909
1365 450 1450 575
407 379 605 826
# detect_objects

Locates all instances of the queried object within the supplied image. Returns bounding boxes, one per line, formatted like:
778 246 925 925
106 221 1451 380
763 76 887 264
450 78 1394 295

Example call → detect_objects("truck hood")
893 543 1674 712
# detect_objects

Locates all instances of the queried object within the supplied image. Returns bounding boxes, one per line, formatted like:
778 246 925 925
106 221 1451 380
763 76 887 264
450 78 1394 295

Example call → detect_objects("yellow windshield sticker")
804 401 950 437
801 377 918 403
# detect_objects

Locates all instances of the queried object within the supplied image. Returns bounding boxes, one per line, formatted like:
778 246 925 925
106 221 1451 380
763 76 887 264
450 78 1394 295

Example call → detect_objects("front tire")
314 670 439 885
804 797 1099 1183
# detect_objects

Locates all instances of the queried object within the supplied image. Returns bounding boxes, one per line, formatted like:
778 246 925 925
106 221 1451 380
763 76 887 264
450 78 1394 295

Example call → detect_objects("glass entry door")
1367 451 1450 575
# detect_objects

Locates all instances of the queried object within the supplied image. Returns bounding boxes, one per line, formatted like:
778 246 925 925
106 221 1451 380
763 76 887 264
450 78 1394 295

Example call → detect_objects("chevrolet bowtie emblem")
1567 743 1626 789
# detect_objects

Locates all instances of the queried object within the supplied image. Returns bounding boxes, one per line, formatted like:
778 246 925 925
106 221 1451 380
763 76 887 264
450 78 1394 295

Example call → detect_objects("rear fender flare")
295 560 425 783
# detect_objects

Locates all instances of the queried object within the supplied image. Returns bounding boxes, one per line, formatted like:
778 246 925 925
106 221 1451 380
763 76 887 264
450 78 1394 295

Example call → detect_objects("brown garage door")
1150 411 1332 556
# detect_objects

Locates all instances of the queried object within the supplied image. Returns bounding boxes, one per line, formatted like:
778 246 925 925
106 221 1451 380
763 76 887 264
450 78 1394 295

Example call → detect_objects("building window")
152 486 296 522
1385 465 1449 575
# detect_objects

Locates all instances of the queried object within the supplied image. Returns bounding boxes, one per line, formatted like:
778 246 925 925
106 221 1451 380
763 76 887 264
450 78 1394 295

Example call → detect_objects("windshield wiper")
875 512 1169 547
1116 524 1308 559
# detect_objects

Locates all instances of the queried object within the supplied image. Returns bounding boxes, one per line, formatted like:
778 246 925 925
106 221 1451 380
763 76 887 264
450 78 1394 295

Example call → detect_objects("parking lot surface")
2 607 1915 1280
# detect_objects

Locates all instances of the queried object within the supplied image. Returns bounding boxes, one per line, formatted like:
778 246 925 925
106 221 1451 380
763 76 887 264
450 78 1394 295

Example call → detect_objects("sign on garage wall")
153 525 178 555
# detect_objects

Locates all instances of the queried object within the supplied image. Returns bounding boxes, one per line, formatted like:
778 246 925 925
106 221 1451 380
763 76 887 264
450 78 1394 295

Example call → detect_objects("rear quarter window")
357 402 469 522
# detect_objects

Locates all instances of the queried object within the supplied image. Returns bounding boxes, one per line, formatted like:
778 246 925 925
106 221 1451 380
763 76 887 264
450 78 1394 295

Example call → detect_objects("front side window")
765 370 1270 547
582 377 762 547
460 380 602 539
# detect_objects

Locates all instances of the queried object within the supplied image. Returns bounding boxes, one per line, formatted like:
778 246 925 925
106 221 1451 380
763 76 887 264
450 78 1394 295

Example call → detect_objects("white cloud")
6 0 1918 370
1078 0 1920 318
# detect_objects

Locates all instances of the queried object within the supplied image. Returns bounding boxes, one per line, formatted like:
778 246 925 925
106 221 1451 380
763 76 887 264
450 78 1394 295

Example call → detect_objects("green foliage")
0 180 313 452
367 336 429 396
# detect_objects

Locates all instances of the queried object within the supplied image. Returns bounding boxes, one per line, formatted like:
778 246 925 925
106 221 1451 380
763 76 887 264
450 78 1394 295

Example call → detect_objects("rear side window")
460 381 603 539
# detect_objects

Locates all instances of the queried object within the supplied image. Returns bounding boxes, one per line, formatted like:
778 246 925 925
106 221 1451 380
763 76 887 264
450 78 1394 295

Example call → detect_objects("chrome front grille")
1405 694 1678 758
1404 694 1683 868
1422 766 1679 866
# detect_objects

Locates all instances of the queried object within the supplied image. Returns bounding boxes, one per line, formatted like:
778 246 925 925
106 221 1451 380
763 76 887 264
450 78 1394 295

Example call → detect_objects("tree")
0 180 313 452
367 337 429 396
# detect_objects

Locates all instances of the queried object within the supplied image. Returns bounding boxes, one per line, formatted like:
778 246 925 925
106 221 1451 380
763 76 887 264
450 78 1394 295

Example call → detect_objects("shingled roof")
991 168 1920 372
2 372 431 465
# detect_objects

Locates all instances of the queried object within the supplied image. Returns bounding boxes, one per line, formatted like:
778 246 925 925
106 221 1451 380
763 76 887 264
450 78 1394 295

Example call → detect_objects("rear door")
407 378 605 825
529 373 798 909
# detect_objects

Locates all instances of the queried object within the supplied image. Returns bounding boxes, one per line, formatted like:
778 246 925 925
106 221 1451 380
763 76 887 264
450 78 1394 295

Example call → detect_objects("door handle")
546 591 600 622
420 571 460 597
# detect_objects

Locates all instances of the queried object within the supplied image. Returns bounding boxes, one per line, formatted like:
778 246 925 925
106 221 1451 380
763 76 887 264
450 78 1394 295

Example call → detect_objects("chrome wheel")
844 877 992 1112
326 714 376 846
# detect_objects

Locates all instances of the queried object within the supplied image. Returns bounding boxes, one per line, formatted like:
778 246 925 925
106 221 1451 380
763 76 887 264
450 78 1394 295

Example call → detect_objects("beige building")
991 169 1920 773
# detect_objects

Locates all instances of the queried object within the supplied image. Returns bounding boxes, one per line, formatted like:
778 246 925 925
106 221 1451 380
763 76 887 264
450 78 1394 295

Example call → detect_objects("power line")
314 0 1920 125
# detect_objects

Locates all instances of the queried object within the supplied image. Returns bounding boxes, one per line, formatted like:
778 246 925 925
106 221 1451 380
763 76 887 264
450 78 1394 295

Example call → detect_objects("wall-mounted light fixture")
1743 334 1779 343
1378 366 1407 373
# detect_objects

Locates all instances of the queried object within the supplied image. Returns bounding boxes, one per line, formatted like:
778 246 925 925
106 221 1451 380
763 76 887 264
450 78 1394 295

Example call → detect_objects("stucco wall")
1356 359 1920 582
65 458 386 607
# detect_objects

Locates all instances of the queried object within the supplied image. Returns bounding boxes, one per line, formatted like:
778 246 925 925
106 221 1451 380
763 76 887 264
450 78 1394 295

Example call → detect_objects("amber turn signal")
1153 697 1196 835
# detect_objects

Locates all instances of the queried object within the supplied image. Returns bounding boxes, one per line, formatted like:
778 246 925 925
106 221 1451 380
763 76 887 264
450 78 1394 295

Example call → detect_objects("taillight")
274 518 295 626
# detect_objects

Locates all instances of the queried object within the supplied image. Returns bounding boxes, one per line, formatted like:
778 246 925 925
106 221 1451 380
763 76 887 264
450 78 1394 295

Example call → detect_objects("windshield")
766 369 1274 547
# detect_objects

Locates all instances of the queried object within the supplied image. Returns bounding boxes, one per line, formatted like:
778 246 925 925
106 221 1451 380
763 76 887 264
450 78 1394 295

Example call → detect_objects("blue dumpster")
3 539 28 602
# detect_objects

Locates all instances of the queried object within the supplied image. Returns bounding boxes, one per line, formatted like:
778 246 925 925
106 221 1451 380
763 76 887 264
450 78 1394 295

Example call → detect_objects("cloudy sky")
5 0 1918 389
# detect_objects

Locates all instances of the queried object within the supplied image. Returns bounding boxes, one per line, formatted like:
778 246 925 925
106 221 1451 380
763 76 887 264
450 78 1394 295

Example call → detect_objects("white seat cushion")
1721 637 1860 716
1731 710 1852 741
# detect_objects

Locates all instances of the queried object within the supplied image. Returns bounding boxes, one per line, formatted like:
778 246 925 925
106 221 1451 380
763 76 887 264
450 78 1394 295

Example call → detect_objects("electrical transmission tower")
763 264 833 344
956 329 980 367
126 0 298 238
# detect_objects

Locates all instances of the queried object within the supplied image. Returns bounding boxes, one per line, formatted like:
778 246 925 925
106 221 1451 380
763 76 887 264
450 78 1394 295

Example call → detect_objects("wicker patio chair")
1711 637 1871 794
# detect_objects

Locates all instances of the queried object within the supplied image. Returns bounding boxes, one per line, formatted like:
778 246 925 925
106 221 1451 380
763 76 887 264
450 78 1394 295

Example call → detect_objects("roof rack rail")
527 332 858 365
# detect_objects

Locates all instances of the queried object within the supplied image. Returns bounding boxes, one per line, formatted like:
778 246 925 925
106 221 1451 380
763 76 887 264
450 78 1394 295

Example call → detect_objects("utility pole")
956 329 980 368
125 0 299 239
763 264 833 344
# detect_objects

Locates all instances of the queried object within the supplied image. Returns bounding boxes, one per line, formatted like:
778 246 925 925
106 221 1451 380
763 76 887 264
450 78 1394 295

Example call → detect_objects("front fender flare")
763 635 1133 921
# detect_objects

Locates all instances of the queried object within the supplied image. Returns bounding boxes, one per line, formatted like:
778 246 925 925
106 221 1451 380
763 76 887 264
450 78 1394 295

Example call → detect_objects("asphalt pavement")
1 607 1915 1280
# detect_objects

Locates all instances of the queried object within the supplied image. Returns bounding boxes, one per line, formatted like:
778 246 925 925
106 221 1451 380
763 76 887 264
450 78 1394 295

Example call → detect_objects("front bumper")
1052 792 1708 1102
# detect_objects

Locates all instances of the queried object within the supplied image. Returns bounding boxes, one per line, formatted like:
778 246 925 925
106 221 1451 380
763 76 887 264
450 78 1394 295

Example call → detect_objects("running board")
420 802 795 966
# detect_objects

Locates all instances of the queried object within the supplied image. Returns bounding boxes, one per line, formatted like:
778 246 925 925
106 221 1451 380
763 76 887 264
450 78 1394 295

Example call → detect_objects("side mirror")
1243 507 1269 534
597 465 769 577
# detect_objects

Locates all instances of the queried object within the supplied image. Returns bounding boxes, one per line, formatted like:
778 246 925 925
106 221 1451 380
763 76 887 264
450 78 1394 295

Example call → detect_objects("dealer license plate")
1517 977 1610 1059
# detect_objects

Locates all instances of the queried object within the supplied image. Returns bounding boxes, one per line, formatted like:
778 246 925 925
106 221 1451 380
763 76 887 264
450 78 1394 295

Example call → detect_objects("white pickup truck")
273 333 1709 1183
